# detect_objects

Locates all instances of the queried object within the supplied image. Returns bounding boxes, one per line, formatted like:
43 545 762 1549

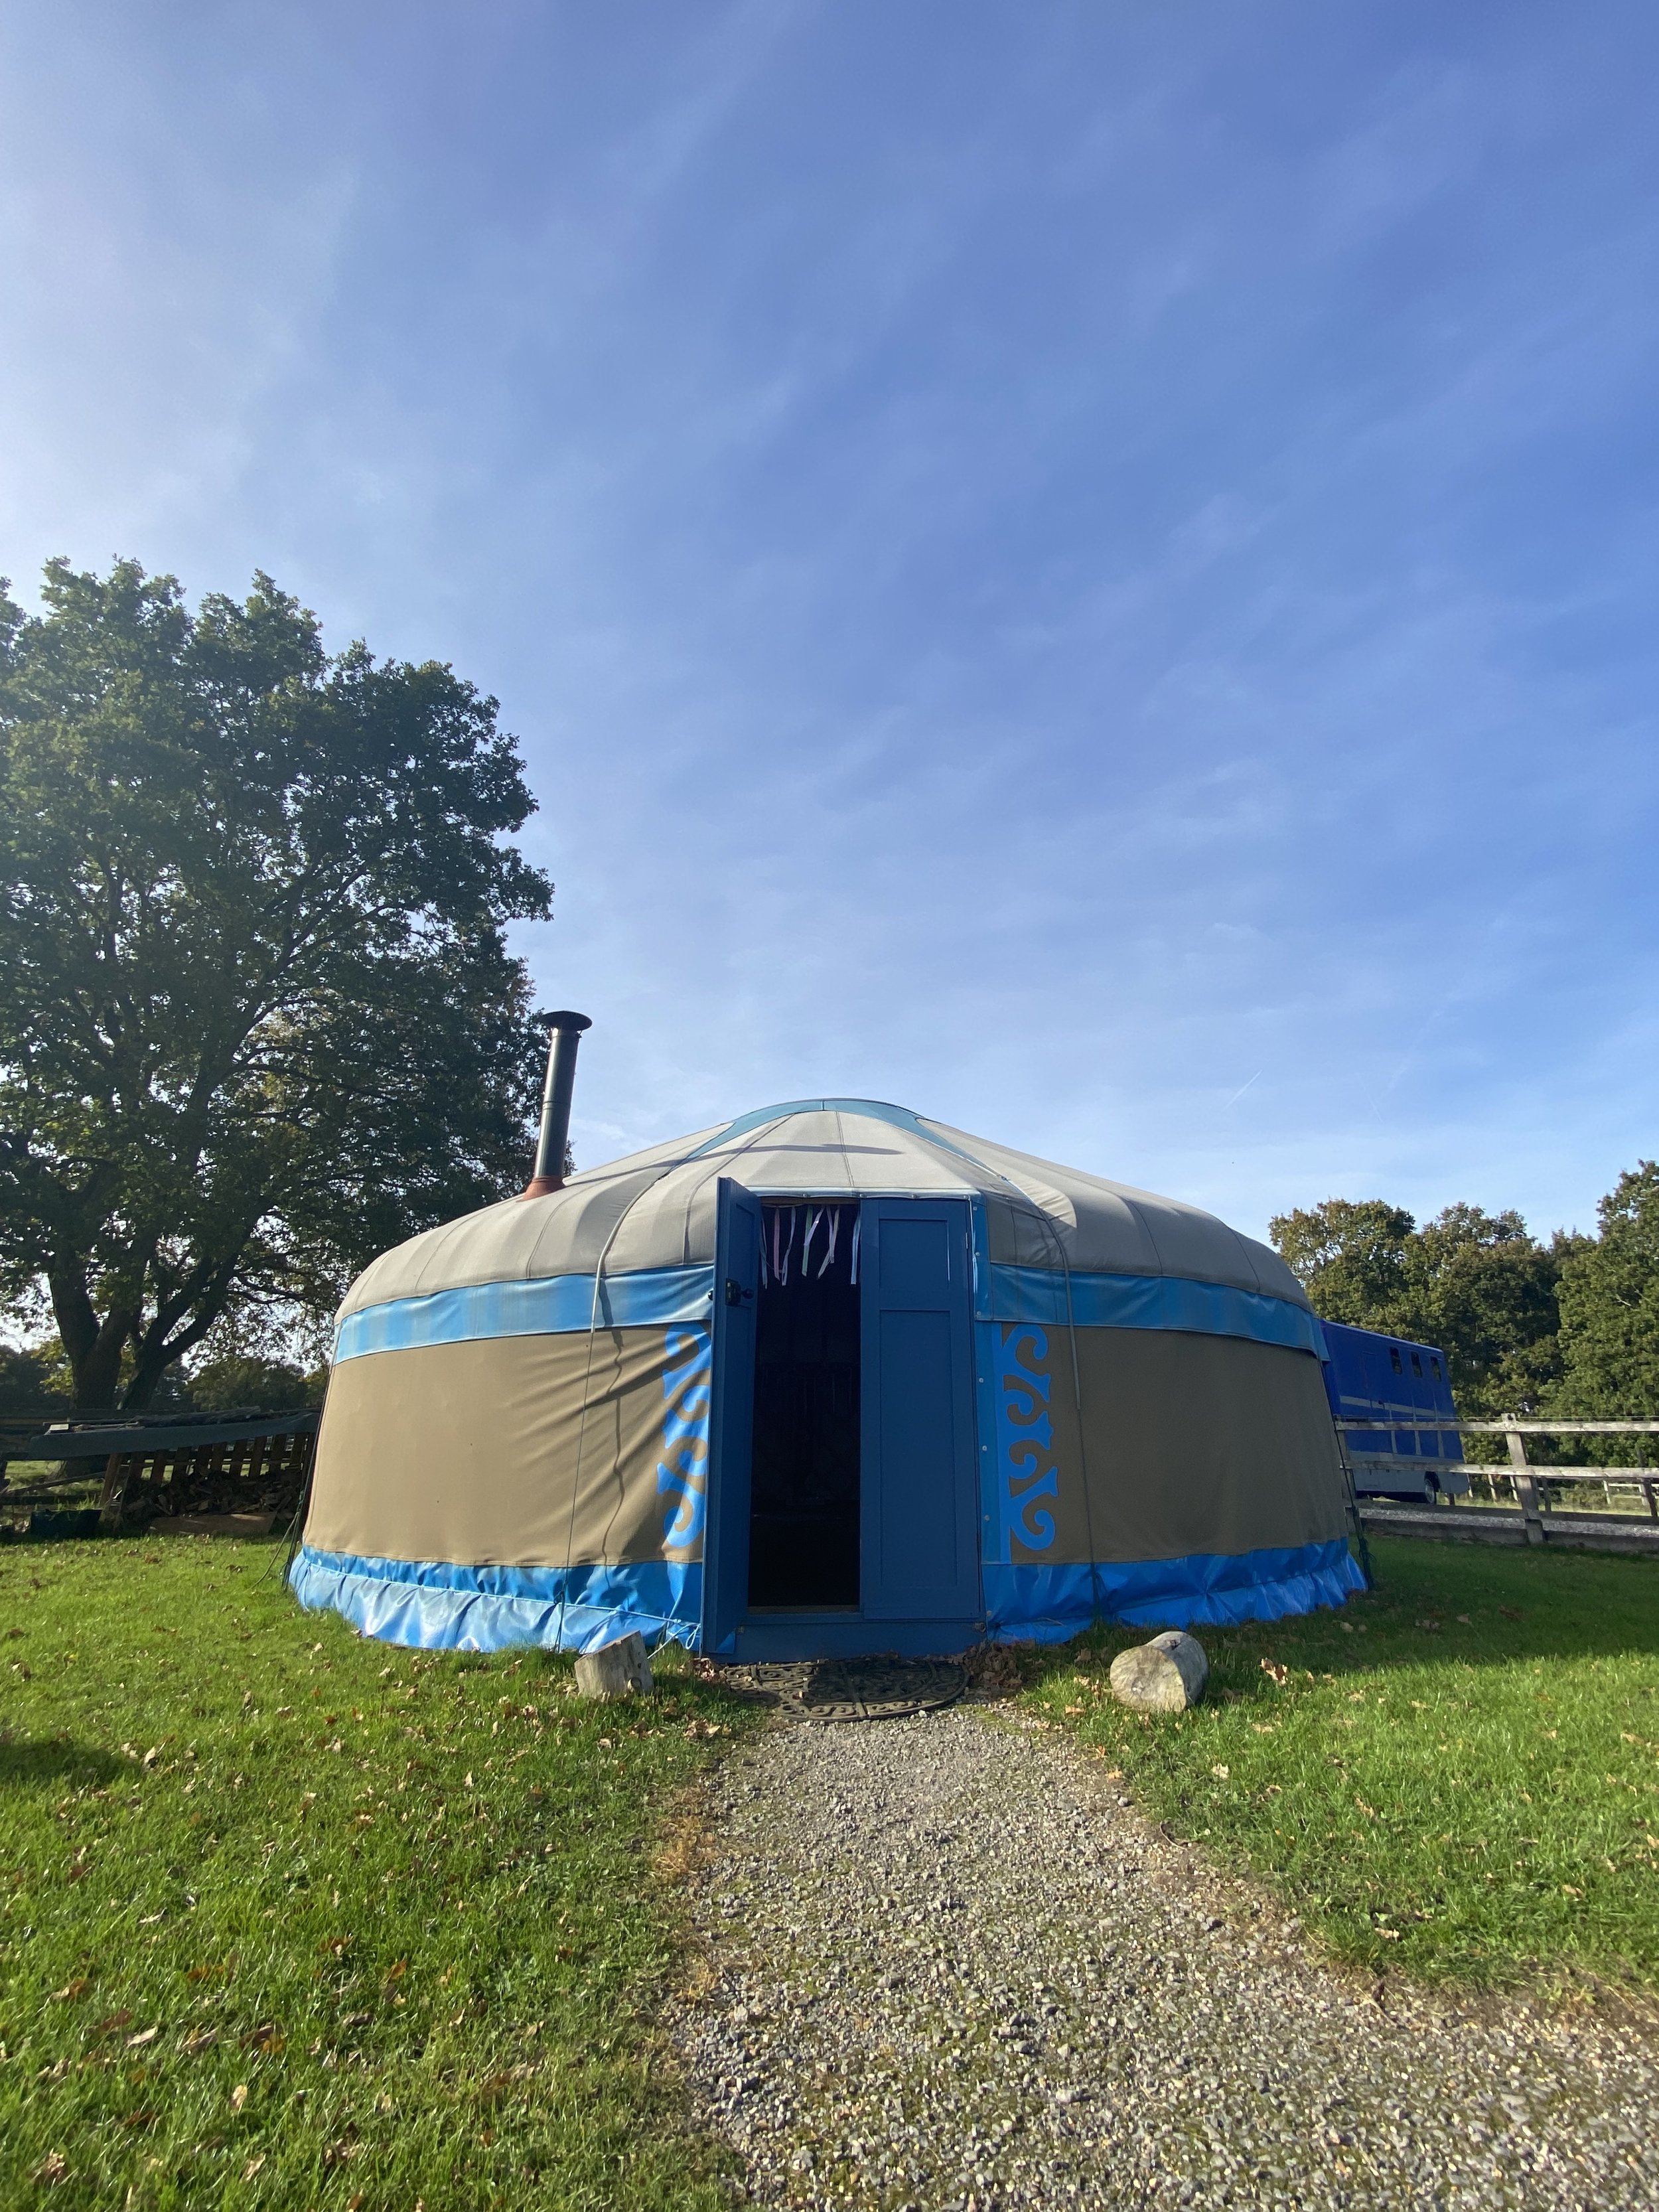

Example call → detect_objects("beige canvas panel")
932 1120 1302 1297
1074 1331 1347 1564
997 1328 1346 1567
338 1126 725 1315
306 1326 707 1568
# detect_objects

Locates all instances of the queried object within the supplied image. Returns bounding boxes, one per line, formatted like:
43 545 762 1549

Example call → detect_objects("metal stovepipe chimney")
521 1011 591 1199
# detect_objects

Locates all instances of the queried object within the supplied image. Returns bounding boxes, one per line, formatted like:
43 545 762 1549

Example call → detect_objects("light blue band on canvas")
984 1265 1324 1356
333 1264 715 1362
335 1258 1316 1363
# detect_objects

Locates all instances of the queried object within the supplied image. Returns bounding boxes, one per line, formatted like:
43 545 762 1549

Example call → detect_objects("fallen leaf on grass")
31 2152 67 2185
121 2110 157 2130
90 2012 133 2038
52 1980 91 2002
125 2026 159 2048
1259 1660 1289 1687
230 2084 248 2111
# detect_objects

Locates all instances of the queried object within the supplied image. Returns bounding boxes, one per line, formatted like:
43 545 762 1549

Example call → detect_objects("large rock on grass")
575 1630 654 1702
1108 1630 1208 1713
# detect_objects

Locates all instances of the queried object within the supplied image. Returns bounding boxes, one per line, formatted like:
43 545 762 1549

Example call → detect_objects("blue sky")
3 2 1655 1244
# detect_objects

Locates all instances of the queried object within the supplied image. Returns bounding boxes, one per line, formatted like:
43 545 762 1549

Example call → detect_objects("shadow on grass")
0 1735 125 1790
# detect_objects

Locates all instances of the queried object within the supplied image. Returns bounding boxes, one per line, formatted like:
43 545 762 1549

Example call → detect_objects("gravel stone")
666 1702 1658 2209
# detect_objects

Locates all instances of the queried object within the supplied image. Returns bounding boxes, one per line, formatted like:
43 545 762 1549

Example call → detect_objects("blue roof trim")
334 1264 715 1362
985 1264 1323 1355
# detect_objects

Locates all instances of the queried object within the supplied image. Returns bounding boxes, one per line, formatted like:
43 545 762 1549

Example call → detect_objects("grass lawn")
0 1536 758 2209
1028 1538 1659 1998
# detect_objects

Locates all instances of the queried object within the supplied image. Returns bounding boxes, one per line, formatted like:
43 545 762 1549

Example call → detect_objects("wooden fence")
1337 1418 1659 1554
0 1410 319 1534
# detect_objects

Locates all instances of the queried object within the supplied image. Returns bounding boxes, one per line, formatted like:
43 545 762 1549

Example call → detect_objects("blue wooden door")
702 1179 762 1657
859 1199 979 1623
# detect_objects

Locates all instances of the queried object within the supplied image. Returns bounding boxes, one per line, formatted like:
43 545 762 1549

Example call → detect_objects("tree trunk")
48 1262 132 1411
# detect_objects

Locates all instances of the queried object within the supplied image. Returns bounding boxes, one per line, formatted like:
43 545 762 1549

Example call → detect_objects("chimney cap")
535 1009 592 1033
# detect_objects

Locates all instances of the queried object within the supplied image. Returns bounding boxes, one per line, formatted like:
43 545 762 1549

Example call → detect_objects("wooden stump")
1108 1629 1208 1713
574 1631 654 1702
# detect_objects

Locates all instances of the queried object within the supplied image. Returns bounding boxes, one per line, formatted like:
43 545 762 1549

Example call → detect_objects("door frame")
703 1187 987 1659
701 1178 762 1657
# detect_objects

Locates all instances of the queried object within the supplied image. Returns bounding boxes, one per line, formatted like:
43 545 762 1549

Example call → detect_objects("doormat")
752 1656 967 1723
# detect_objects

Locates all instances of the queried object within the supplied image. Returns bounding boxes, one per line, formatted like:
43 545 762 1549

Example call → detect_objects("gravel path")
666 1700 1657 2210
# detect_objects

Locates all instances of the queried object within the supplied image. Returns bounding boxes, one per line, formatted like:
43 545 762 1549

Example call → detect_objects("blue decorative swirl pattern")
989 1322 1061 1556
657 1327 711 1558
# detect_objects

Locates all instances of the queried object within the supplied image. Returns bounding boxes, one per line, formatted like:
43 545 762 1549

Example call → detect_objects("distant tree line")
1 558 551 1415
1270 1163 1659 1437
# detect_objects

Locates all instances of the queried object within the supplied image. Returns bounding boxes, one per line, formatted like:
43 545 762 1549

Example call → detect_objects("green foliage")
1269 1197 1583 1416
1554 1163 1659 1425
186 1355 323 1416
1268 1199 1415 1327
0 1538 756 2210
0 559 553 1410
1032 1540 1659 1994
0 1342 70 1416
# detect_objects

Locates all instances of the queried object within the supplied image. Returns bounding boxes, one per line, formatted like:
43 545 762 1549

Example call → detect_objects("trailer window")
1430 1357 1441 1378
1411 1352 1423 1376
1390 1347 1404 1373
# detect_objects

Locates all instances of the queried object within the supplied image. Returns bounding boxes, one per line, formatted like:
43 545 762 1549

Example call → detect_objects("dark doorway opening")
748 1202 861 1609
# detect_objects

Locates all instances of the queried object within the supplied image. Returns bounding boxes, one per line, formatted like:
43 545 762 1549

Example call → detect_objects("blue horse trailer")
1319 1321 1467 1501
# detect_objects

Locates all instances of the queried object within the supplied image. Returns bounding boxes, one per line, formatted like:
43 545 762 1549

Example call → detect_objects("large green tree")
0 558 551 1410
1269 1196 1581 1415
1553 1162 1659 1418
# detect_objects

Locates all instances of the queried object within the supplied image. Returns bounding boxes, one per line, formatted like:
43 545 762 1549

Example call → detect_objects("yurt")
293 1029 1362 1658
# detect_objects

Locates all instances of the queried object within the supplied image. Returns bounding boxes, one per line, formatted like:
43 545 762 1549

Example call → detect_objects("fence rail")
1333 1416 1658 1543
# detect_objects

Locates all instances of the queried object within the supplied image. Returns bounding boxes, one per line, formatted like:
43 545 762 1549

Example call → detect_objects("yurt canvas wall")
293 1100 1361 1656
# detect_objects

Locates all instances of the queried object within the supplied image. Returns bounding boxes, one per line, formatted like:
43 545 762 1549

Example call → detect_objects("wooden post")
1506 1425 1544 1545
98 1451 131 1532
1337 1428 1374 1588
